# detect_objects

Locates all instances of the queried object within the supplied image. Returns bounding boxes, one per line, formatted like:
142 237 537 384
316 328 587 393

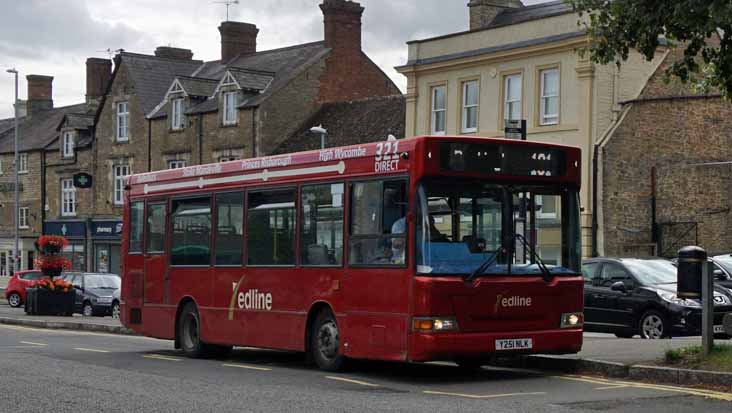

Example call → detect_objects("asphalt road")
0 324 731 412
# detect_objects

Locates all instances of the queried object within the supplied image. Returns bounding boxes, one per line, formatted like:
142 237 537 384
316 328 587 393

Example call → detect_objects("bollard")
677 246 705 298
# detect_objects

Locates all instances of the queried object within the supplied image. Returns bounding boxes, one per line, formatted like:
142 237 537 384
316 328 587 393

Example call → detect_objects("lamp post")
310 125 327 149
6 68 19 274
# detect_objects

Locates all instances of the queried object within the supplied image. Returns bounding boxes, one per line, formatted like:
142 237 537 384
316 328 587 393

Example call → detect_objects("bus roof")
127 136 580 197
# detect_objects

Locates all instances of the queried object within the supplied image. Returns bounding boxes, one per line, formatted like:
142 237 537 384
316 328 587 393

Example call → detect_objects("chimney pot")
26 74 53 116
320 0 364 51
154 46 194 60
86 58 112 105
219 21 258 62
468 0 523 30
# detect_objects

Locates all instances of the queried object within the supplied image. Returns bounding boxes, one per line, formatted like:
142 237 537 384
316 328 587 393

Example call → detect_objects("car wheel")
82 302 94 317
639 310 667 339
7 292 22 308
112 301 120 320
614 332 634 339
311 310 347 372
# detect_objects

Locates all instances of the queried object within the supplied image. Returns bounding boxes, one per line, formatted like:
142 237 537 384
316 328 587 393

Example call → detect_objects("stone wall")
0 151 43 236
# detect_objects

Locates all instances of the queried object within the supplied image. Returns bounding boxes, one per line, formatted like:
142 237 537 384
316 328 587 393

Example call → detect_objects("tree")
568 0 732 97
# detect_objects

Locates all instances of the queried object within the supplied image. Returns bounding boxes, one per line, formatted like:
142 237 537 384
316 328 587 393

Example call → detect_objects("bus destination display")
440 142 565 177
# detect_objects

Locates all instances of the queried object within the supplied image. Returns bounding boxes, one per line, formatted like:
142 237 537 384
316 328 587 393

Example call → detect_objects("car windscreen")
84 274 121 289
713 255 732 275
623 260 677 285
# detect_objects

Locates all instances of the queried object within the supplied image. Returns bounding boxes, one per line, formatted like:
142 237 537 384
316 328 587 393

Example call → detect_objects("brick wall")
318 51 400 105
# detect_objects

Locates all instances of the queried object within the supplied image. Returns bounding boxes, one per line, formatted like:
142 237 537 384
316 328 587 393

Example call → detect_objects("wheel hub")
8 294 19 306
643 315 663 339
317 321 340 360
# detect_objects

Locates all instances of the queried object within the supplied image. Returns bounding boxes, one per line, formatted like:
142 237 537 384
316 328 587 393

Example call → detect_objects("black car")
61 272 121 317
582 258 732 339
710 254 732 291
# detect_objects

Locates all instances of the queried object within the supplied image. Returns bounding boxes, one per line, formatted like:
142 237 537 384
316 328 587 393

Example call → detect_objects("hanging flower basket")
24 235 75 316
37 235 68 256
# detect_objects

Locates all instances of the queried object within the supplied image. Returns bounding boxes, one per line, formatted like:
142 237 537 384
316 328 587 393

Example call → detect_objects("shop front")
90 220 122 275
43 221 87 271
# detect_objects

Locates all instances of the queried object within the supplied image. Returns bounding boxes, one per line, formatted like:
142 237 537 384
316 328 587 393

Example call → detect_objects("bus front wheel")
178 302 233 358
311 310 347 372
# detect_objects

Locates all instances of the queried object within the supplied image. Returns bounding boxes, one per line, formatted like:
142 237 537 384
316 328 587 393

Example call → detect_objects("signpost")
504 119 527 140
73 173 93 189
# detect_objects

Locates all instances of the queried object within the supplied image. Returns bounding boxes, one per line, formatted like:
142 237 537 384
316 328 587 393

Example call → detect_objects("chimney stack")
26 75 53 116
86 58 112 106
219 21 258 62
154 46 194 60
468 0 523 30
320 0 364 52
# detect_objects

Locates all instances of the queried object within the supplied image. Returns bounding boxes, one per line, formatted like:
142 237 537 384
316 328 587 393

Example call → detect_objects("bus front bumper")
408 328 583 362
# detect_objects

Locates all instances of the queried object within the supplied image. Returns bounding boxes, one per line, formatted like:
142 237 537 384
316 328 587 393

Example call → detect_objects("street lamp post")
310 125 327 150
7 68 19 274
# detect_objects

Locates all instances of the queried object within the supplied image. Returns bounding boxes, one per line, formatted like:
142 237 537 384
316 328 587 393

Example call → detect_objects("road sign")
73 173 93 188
505 119 527 140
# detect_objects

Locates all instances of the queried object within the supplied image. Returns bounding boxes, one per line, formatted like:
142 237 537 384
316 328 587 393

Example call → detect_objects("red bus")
120 135 583 371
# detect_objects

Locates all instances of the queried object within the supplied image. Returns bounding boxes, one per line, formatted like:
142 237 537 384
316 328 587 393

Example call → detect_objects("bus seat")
307 244 329 265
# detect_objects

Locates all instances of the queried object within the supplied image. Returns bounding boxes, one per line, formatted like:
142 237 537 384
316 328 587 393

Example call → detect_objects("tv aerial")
213 0 239 21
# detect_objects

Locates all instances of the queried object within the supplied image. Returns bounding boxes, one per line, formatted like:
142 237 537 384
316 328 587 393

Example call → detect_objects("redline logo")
495 294 533 312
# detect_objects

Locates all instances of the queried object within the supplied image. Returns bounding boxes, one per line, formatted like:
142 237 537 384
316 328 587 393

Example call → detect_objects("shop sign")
43 221 86 238
91 221 123 238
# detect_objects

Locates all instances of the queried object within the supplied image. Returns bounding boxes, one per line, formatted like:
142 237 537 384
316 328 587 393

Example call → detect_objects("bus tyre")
311 310 347 372
179 302 211 358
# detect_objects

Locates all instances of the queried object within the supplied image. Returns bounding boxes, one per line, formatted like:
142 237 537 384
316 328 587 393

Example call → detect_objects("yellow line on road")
74 347 111 353
325 376 381 387
556 375 732 401
222 363 272 371
19 341 47 346
143 354 182 362
423 390 546 400
594 385 630 390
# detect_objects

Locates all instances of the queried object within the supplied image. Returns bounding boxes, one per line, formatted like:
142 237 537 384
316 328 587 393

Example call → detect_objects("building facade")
396 0 665 260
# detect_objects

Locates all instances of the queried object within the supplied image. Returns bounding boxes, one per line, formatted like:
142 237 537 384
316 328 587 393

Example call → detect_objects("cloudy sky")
0 0 549 119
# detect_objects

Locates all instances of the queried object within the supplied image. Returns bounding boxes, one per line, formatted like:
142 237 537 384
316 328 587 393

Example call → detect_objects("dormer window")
223 91 237 126
171 98 184 130
62 131 75 158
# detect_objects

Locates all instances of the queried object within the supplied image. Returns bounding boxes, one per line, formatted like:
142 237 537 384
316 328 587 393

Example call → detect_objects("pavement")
1 324 731 412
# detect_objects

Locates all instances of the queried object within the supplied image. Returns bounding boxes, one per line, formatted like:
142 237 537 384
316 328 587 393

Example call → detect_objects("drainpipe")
41 150 46 232
198 114 203 165
592 144 599 257
147 119 152 172
252 108 257 157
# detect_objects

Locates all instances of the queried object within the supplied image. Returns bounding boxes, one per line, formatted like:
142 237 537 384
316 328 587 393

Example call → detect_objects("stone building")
396 0 665 260
599 47 732 257
86 0 401 272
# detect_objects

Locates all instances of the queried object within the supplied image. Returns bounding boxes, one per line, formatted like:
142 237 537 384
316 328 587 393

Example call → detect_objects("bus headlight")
560 312 583 328
412 317 459 332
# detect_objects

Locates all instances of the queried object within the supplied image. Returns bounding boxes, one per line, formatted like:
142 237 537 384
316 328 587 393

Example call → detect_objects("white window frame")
223 92 237 126
539 68 560 126
430 85 446 136
461 80 479 133
61 178 76 217
113 164 130 206
116 101 129 142
18 153 28 174
536 195 559 219
503 74 522 126
168 160 186 169
171 98 184 130
62 131 75 158
18 207 29 229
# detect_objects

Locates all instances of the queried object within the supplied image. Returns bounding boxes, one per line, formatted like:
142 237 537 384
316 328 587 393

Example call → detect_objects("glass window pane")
464 106 477 130
433 86 445 110
301 184 344 266
216 192 244 266
171 197 211 266
129 202 144 253
545 96 559 117
543 70 559 96
146 204 166 253
247 190 296 266
435 111 446 133
464 81 478 106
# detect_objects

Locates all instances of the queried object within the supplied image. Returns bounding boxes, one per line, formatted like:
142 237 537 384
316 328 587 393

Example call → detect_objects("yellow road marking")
143 354 182 362
74 347 111 353
0 323 162 341
19 341 47 346
424 390 546 400
222 363 272 371
594 385 630 390
556 375 732 401
325 376 381 387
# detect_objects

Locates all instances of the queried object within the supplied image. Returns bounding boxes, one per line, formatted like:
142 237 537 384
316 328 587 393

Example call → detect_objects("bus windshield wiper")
465 248 504 283
513 233 553 282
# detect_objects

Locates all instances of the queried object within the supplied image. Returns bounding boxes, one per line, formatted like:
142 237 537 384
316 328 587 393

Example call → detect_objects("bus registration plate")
495 338 533 351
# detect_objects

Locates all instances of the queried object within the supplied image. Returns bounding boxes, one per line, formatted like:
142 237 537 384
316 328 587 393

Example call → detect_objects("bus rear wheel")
311 310 347 372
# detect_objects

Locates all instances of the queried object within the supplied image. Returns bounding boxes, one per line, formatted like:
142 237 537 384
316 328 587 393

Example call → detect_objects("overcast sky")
0 0 550 119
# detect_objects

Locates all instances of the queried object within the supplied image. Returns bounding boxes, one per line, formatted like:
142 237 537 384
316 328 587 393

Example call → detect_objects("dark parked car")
582 258 732 339
60 272 121 317
710 254 732 291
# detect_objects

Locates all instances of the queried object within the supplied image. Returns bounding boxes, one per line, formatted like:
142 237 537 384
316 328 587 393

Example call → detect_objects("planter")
24 288 75 316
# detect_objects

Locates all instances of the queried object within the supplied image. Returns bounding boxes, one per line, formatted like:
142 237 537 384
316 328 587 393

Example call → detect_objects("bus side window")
301 183 344 266
129 202 144 253
349 179 407 266
171 197 212 266
247 189 296 266
146 204 166 253
215 192 244 266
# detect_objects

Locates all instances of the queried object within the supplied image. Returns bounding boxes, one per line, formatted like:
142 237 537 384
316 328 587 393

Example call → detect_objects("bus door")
144 202 168 304
344 179 410 359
